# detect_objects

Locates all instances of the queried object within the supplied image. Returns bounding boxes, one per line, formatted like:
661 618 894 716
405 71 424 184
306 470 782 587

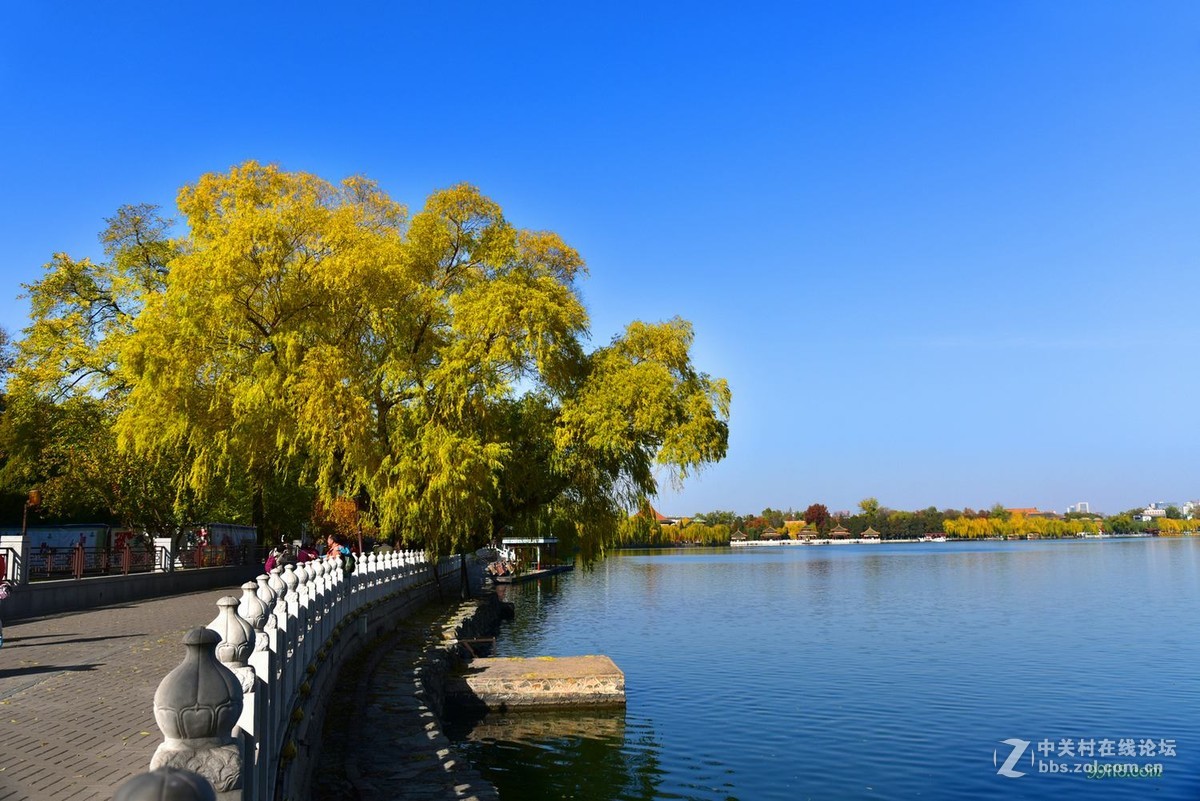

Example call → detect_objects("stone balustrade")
114 549 466 800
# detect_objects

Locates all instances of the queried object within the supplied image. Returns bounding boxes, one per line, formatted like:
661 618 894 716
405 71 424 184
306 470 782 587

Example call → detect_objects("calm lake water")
445 539 1200 800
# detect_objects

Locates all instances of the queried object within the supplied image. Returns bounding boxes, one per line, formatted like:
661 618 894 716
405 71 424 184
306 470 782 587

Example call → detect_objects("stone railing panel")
133 549 469 801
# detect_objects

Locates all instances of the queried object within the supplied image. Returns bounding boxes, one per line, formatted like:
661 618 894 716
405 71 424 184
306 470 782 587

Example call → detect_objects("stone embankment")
313 593 507 801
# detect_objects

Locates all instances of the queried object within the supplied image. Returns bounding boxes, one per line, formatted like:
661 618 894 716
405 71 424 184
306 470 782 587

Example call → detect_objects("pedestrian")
325 534 356 573
297 540 319 563
264 547 279 573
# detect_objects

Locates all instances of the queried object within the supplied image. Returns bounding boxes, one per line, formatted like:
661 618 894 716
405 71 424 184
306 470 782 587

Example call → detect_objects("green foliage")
0 390 197 536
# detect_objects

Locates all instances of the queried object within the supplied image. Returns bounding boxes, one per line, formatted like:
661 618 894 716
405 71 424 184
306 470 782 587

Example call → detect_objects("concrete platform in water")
446 655 625 712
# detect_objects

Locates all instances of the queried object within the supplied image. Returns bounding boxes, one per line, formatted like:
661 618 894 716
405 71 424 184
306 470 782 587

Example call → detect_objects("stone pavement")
0 585 248 801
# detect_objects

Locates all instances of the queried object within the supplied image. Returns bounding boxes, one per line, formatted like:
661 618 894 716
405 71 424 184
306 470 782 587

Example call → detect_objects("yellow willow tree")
5 205 206 540
117 163 405 533
18 204 177 402
548 317 731 561
116 161 730 557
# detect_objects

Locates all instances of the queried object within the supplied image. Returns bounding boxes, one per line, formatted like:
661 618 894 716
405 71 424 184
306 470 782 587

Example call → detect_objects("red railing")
19 542 259 581
28 545 169 581
174 544 255 570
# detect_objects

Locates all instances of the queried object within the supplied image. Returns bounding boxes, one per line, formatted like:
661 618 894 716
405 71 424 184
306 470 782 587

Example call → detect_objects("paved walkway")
0 585 248 801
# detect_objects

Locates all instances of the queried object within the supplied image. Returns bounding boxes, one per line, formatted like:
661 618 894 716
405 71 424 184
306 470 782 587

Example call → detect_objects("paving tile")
0 581 493 801
0 585 245 800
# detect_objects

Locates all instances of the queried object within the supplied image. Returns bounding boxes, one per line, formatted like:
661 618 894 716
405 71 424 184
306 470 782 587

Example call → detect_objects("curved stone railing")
114 549 463 800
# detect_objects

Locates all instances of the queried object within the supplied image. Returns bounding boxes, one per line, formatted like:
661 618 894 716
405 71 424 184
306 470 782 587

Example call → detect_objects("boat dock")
491 564 574 583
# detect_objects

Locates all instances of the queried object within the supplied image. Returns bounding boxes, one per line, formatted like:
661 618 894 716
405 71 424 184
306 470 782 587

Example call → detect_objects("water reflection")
447 708 667 801
492 573 572 651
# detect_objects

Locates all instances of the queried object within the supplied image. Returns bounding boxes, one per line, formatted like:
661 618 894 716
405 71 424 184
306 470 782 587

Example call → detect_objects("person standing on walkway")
325 534 355 573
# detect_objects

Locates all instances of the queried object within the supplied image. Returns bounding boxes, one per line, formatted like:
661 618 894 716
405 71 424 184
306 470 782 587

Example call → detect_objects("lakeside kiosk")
497 534 573 582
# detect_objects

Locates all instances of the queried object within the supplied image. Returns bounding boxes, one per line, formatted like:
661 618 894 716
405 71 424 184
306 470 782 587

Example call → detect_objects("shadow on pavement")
0 663 100 678
3 632 147 646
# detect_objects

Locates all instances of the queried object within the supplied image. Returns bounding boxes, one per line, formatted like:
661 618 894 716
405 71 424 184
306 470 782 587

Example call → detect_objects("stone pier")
445 655 625 712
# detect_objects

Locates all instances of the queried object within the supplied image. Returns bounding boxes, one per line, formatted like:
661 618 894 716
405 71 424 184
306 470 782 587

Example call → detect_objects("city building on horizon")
1137 502 1178 522
1067 502 1090 514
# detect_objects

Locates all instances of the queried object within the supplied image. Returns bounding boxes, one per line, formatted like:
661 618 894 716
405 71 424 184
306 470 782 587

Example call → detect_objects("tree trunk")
252 482 265 543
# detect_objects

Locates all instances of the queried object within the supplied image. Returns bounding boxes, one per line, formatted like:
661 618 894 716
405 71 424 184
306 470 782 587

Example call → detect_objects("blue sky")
2 2 1198 517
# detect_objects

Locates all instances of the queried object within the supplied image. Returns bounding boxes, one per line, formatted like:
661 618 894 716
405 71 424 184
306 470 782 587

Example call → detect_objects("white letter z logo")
995 738 1030 778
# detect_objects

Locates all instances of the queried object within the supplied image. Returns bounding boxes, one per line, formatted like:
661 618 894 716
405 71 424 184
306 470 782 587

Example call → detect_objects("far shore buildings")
1137 502 1179 522
1006 507 1063 520
643 505 681 527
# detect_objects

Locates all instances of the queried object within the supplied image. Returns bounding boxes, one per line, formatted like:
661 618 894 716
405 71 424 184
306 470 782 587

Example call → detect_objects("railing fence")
115 548 462 801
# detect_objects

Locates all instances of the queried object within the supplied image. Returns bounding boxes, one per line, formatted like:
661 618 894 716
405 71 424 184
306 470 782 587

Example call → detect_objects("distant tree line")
611 497 1192 547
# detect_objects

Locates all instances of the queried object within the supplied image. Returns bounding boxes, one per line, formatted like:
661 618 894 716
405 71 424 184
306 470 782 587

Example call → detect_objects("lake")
445 539 1200 799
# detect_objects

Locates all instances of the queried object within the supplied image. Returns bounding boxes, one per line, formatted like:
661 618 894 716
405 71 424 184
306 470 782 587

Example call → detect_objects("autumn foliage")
5 162 730 557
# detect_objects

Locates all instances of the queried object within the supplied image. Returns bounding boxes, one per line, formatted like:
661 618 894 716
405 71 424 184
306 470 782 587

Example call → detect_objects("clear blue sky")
2 2 1198 517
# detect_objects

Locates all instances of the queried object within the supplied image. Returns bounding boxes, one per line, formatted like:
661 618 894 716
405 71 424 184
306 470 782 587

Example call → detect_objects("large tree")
104 162 729 557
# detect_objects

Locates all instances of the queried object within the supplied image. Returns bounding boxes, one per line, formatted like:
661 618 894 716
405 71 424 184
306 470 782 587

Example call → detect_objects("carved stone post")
237 584 271 801
254 574 275 611
208 596 258 801
267 567 286 600
209 597 254 677
113 767 216 801
365 552 379 601
151 628 243 799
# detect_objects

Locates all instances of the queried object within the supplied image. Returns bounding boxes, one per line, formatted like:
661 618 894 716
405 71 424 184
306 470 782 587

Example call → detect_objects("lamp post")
14 489 40 586
21 489 40 540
